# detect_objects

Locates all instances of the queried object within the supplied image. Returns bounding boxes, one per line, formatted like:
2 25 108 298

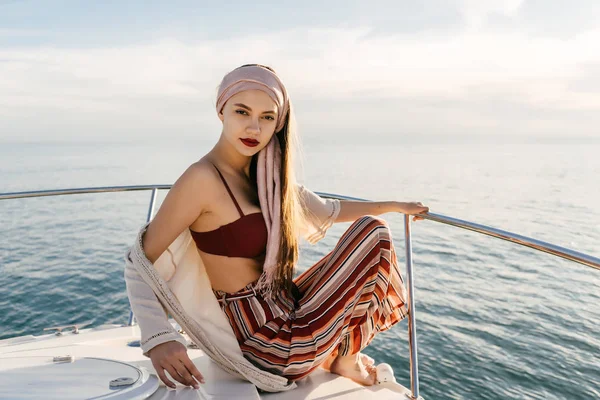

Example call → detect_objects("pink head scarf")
216 65 290 297
216 65 289 133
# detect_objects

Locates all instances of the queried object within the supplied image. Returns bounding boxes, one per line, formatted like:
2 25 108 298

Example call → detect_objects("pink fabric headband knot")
216 65 290 132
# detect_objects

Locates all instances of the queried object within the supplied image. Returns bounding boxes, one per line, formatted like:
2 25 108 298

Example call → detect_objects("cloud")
457 0 525 29
0 23 599 141
568 63 600 94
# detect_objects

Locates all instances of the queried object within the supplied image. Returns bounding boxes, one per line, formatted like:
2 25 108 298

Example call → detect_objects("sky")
0 0 599 143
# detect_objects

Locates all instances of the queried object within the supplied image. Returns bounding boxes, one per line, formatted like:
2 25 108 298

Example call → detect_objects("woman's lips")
241 138 259 147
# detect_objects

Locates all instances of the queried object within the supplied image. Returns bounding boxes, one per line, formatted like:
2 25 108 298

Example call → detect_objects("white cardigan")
124 185 340 391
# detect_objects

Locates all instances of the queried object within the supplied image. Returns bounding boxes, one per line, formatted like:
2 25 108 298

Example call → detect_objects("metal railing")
2 186 599 400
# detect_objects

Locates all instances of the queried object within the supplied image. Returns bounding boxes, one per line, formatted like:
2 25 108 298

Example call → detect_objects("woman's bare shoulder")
175 157 220 197
185 157 214 177
142 158 220 262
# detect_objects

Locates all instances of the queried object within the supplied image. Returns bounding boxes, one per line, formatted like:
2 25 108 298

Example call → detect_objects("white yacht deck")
0 322 413 399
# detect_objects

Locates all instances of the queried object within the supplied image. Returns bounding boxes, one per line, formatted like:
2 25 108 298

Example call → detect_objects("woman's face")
219 89 279 156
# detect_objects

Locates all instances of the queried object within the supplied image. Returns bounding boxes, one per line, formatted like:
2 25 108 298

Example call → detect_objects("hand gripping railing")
2 186 599 400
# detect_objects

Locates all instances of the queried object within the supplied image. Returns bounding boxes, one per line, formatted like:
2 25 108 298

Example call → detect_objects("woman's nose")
247 118 260 133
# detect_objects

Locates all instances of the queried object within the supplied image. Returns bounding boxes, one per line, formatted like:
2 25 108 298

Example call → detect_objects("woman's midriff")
198 249 265 293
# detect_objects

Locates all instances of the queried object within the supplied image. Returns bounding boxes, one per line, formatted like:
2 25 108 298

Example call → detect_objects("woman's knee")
355 215 391 237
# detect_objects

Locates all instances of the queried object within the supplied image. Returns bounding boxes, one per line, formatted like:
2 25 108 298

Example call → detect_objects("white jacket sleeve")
124 250 188 358
298 185 341 244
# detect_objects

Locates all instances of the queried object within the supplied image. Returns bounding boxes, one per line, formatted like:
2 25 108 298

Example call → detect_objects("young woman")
131 64 429 390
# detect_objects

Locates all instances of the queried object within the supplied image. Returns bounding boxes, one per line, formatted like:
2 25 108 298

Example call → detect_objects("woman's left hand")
398 202 429 221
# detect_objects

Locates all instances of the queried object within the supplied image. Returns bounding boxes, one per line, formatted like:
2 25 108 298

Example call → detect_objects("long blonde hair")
244 64 303 295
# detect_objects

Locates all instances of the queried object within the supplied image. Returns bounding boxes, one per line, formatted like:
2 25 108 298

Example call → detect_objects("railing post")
404 215 422 399
128 187 159 327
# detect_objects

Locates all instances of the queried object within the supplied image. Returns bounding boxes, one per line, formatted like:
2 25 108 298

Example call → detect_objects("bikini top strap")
211 164 244 217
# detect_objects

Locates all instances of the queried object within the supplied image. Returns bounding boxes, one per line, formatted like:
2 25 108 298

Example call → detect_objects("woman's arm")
143 163 210 263
125 163 211 354
298 185 430 244
124 162 212 388
124 246 204 388
335 200 429 223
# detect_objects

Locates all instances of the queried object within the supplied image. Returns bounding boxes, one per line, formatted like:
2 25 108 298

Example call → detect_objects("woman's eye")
235 110 248 115
264 116 275 121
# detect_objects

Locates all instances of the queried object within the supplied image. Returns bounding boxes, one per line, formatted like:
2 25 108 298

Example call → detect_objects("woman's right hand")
148 341 205 389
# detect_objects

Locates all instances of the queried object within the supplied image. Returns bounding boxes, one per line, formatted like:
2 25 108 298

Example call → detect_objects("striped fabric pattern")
213 215 409 381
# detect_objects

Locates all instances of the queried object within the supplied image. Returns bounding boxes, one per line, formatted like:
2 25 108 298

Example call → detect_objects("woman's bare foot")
329 353 377 386
322 351 376 373
360 353 375 369
360 353 377 375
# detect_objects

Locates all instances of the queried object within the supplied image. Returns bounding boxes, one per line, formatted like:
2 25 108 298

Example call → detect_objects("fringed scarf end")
254 267 278 300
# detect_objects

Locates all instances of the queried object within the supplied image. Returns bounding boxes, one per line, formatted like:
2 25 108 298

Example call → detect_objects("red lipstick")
240 138 259 147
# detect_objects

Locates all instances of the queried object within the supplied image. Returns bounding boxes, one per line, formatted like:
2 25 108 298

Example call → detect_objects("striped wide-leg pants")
212 215 409 381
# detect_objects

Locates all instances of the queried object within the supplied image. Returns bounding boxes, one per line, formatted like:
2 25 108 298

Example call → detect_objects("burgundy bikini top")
190 164 268 259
